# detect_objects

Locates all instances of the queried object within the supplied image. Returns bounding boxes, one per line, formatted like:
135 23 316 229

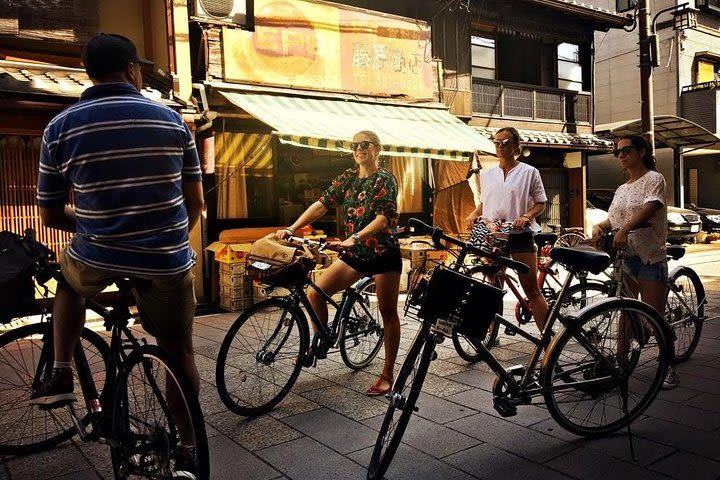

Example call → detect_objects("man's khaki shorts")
60 248 196 340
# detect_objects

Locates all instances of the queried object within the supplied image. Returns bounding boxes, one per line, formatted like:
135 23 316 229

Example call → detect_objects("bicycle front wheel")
111 345 209 479
0 322 108 455
340 278 384 370
215 298 308 416
368 324 435 480
667 266 705 362
541 298 670 437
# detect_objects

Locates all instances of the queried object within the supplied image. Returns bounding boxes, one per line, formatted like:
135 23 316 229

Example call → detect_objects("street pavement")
2 244 720 480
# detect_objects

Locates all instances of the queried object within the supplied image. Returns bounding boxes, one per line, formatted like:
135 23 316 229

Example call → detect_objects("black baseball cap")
81 33 153 79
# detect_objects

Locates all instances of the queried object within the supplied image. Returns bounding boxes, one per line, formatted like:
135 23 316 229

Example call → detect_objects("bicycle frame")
280 277 375 354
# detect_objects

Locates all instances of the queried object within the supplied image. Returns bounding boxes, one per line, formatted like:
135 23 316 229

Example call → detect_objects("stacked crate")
219 261 254 312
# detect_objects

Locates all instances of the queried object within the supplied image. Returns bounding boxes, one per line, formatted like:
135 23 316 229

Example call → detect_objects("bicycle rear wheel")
557 231 586 248
558 281 610 317
340 278 384 370
541 298 669 437
0 322 108 455
111 345 209 479
215 298 308 416
667 266 705 362
368 324 434 480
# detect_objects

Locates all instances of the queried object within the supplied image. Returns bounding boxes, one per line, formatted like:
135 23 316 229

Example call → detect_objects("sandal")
366 374 393 397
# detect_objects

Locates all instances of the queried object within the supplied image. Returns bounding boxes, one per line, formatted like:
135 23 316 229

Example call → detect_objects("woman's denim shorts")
623 255 668 282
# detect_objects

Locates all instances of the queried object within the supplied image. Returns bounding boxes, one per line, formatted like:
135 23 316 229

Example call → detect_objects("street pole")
638 0 655 155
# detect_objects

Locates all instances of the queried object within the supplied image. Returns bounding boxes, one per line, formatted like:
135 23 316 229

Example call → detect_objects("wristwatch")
351 233 360 242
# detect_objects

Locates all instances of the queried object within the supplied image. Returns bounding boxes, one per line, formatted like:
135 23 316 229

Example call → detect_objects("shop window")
616 0 637 13
558 43 583 91
471 36 495 80
214 132 274 219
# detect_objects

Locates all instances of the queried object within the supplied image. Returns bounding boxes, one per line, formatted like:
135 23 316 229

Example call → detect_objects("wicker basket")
246 254 316 287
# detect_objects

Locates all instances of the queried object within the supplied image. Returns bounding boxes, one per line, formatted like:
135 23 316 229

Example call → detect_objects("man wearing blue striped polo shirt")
33 33 204 446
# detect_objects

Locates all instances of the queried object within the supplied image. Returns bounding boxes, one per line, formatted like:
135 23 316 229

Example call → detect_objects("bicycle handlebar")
285 235 345 253
408 218 530 274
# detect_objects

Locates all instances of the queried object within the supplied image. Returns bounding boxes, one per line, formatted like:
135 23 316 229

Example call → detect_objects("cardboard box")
219 261 246 276
220 273 252 288
220 295 254 312
220 282 253 299
253 284 290 301
206 241 252 264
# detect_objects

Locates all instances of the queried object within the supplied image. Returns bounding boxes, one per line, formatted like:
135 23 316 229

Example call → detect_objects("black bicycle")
215 235 383 416
367 219 672 480
0 230 209 479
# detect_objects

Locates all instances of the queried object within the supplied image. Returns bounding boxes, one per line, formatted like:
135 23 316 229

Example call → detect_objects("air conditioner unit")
193 0 248 25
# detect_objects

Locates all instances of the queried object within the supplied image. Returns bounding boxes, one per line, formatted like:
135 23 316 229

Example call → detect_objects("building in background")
584 0 720 208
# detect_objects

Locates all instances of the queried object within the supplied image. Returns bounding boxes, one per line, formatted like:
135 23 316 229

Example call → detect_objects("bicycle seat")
534 233 558 250
547 224 560 232
550 246 611 274
666 245 685 260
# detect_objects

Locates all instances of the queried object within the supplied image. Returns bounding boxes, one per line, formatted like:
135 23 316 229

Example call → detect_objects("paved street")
2 245 720 480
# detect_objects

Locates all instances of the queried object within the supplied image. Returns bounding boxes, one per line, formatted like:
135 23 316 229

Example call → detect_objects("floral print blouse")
319 167 399 259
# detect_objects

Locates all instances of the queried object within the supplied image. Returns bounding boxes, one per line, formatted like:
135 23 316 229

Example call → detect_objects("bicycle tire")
340 278 384 370
215 298 309 416
111 345 209 479
368 325 435 480
667 266 705 362
0 322 108 455
558 281 611 317
451 271 501 361
557 231 586 248
541 297 670 437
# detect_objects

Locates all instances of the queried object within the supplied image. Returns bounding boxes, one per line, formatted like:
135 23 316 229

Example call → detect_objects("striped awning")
220 92 495 161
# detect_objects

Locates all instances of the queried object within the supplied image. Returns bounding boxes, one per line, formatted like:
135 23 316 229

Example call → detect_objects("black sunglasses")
492 138 512 147
350 140 378 151
613 145 635 157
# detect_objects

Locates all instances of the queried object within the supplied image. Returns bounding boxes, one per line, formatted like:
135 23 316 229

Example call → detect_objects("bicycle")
215 235 383 416
547 223 587 247
565 232 707 362
0 230 209 479
367 218 672 480
407 229 586 362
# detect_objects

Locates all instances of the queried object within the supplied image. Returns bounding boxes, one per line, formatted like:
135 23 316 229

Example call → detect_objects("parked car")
687 203 720 233
584 200 608 236
587 188 702 244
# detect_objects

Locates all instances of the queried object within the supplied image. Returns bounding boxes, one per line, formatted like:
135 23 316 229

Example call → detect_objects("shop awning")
474 126 614 151
220 92 496 161
595 115 720 149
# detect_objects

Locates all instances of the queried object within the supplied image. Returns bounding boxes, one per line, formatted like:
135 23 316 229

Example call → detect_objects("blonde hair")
354 130 382 148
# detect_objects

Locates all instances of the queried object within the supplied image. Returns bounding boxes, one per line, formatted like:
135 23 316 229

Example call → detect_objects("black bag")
0 231 42 323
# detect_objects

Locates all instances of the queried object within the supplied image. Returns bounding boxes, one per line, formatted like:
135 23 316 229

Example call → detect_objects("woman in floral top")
277 130 401 396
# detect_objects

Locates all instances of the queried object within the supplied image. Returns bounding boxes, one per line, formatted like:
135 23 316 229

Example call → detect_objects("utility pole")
638 0 655 155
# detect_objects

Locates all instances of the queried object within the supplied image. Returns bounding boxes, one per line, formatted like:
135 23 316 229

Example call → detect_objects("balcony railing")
682 80 720 93
472 77 592 124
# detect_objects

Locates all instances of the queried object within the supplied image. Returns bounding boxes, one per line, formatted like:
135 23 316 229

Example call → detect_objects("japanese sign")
223 0 433 99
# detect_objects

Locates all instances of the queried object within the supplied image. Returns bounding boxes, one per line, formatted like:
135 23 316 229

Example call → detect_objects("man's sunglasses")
492 138 512 147
350 141 378 151
613 146 635 157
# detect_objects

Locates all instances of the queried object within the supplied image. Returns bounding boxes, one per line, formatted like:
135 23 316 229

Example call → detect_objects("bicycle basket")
418 265 503 339
246 236 316 287
404 257 447 321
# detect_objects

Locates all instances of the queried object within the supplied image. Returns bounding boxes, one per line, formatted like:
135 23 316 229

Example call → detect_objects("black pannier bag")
418 265 504 339
0 231 40 323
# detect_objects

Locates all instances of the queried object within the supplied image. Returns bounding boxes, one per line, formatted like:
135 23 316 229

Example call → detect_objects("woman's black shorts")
340 249 402 276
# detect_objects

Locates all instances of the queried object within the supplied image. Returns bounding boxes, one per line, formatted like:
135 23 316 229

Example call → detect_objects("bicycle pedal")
493 396 518 418
298 353 315 367
504 327 516 336
36 398 76 411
